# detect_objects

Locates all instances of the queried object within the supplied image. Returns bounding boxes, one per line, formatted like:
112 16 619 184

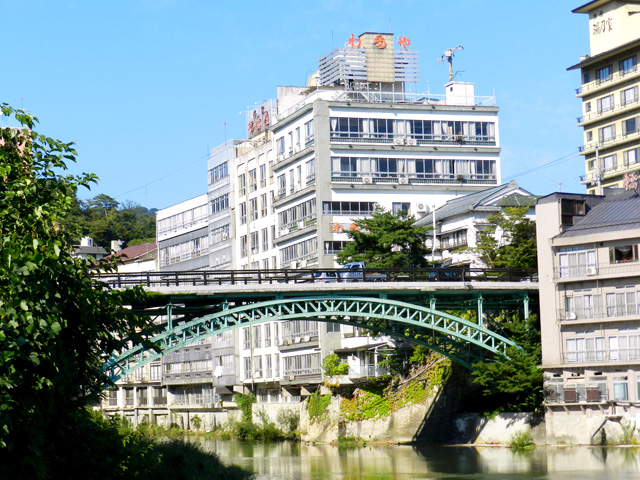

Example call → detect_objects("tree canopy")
336 206 431 268
0 105 156 476
63 193 157 249
475 206 537 270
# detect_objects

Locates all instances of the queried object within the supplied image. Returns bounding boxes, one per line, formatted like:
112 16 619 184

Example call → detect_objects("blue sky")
1 0 588 210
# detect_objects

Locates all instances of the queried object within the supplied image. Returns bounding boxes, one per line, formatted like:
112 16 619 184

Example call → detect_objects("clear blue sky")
1 0 588 210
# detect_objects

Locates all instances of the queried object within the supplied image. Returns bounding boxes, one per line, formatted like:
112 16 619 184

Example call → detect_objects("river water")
194 438 640 479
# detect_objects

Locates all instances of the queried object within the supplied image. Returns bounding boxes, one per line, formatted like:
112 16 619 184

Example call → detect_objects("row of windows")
586 116 640 144
242 324 279 350
278 198 316 229
210 193 229 214
276 159 316 197
157 204 208 236
243 353 280 380
565 332 640 368
159 235 209 266
332 157 496 178
330 117 496 142
588 86 639 115
210 224 230 245
322 201 377 215
280 237 318 264
557 244 638 277
588 148 640 172
164 359 212 373
276 120 315 156
208 161 228 184
565 289 640 320
584 55 637 84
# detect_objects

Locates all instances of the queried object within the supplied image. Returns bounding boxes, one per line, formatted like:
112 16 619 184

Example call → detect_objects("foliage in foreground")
0 105 251 479
471 314 543 413
509 430 536 451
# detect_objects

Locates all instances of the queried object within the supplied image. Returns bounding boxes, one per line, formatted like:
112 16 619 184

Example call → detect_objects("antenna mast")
437 45 464 82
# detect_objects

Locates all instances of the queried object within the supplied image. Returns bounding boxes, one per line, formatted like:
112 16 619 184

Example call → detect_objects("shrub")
509 430 535 451
322 354 349 376
307 390 332 422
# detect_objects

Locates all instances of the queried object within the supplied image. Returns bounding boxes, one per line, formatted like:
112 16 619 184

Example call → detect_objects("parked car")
313 271 339 283
339 262 388 282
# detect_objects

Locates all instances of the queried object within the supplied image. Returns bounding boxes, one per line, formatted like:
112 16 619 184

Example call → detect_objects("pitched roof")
108 242 158 262
415 181 534 226
557 189 640 238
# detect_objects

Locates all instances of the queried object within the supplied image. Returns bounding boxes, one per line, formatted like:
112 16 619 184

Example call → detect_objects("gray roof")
558 189 640 238
415 180 534 226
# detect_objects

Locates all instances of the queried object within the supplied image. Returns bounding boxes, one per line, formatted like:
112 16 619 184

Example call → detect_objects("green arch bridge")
98 269 538 386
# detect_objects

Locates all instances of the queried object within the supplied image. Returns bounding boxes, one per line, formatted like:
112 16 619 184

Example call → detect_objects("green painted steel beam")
101 295 519 386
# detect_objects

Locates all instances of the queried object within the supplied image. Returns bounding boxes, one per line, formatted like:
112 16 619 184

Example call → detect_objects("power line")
504 150 579 181
114 153 209 200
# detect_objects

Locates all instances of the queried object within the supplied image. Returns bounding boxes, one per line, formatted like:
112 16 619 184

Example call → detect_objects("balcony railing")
563 349 640 364
545 386 607 403
348 364 389 378
554 262 640 279
576 65 639 95
330 133 496 147
577 96 639 124
578 128 640 154
558 305 640 321
153 396 167 406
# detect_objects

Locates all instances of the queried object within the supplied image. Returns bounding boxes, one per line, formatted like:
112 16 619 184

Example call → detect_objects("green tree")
336 206 431 268
0 105 154 476
322 353 349 376
471 314 543 412
475 206 537 270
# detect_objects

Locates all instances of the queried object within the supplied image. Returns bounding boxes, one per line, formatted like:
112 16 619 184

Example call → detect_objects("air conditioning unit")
565 311 577 320
393 138 405 146
398 176 409 185
288 375 296 381
586 266 597 276
362 176 373 184
416 203 429 214
273 195 281 202
456 174 465 180
405 138 417 146
455 135 464 142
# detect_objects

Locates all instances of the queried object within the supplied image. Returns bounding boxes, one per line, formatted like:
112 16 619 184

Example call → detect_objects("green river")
192 438 640 479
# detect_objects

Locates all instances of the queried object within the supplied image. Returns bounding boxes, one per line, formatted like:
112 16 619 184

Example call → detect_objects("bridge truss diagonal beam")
102 296 518 385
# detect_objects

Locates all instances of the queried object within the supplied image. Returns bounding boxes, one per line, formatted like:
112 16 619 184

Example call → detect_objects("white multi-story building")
207 32 504 404
102 32 506 426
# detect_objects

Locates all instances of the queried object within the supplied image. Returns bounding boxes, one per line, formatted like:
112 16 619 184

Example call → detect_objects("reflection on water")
193 438 640 480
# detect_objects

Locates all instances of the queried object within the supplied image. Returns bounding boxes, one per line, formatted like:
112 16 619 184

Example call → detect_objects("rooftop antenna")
437 45 464 82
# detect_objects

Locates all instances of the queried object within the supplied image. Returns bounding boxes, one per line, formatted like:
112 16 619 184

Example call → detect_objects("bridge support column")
477 295 484 327
523 294 530 319
167 303 173 330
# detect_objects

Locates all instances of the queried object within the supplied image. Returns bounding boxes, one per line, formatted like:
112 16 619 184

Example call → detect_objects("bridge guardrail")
94 267 538 288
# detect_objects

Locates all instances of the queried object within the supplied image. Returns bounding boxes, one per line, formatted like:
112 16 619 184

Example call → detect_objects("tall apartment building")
537 189 640 444
571 0 640 193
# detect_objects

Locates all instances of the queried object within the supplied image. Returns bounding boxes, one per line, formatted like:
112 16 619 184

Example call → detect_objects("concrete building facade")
571 0 640 194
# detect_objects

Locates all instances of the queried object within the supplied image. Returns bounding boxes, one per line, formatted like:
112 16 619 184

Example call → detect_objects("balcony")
577 96 640 126
545 386 607 404
554 261 640 280
330 133 496 148
332 172 497 186
563 349 640 364
348 364 389 379
578 128 640 154
558 305 640 322
576 65 640 96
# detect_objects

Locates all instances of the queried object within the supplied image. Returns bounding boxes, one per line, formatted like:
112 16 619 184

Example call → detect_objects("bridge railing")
93 267 537 288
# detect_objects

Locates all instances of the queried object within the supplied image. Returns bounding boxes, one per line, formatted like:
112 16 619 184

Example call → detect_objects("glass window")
598 124 615 142
619 56 637 75
624 148 639 166
623 117 638 136
597 94 614 113
609 245 638 263
238 174 246 197
392 202 411 215
595 65 612 83
613 376 629 401
621 86 638 106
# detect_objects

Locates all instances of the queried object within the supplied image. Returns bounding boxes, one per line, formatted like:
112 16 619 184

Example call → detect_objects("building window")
613 376 629 401
277 174 286 197
624 148 639 166
261 228 269 252
565 336 604 363
586 131 593 142
585 102 591 113
239 202 247 225
253 325 262 348
264 324 271 347
211 224 230 245
588 160 595 171
240 235 247 258
619 56 637 75
276 137 285 158
558 248 596 277
322 201 376 215
598 124 615 142
244 357 252 380
326 322 340 333
265 354 272 378
610 245 638 264
392 203 411 215
583 72 591 84
622 117 639 136
210 193 229 215
597 94 614 113
250 231 259 254
304 120 314 145
209 161 228 184
621 86 639 106
601 154 617 172
306 158 316 184
249 168 257 193
250 197 258 221
609 334 640 361
239 174 246 197
324 240 348 255
565 292 601 320
259 164 267 188
595 65 612 83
